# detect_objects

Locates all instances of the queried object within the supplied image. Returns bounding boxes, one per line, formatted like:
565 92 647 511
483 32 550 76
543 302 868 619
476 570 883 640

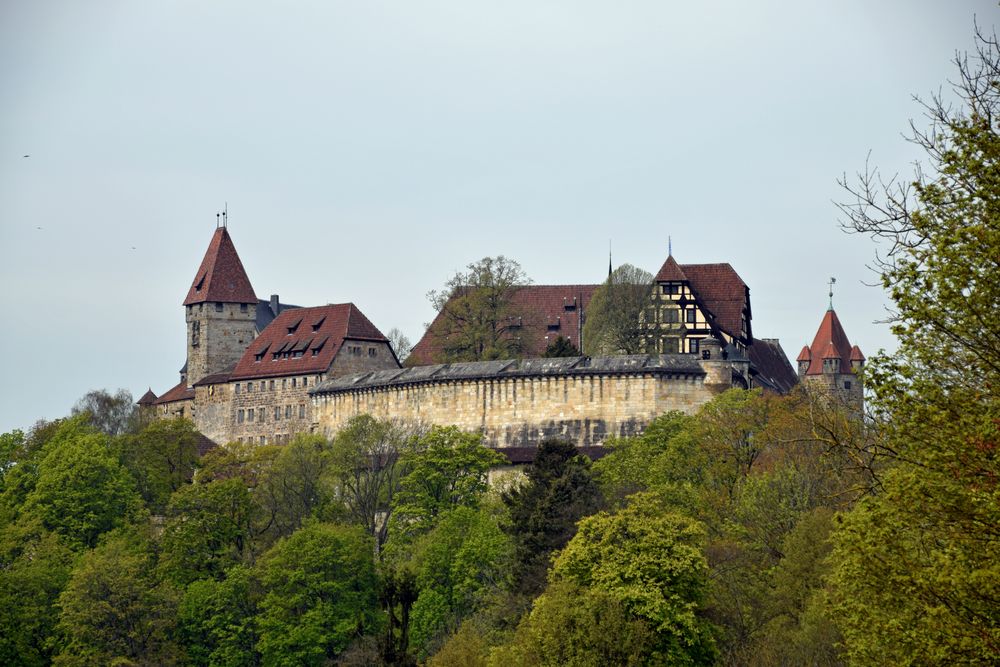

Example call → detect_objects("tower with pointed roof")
796 307 865 412
183 226 259 387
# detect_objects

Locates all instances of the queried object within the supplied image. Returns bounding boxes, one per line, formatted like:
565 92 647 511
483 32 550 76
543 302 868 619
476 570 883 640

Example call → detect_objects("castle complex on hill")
142 224 864 451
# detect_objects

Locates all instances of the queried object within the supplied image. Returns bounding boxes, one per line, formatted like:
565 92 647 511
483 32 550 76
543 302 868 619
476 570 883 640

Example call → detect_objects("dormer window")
287 317 303 335
194 273 205 292
563 297 577 312
312 316 326 332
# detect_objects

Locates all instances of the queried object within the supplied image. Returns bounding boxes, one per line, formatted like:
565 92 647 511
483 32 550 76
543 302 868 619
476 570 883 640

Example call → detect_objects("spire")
183 226 257 305
800 308 862 375
668 235 672 257
608 240 613 279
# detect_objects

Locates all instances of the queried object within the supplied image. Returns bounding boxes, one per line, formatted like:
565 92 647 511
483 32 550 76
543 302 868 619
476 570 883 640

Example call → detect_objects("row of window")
235 433 297 445
237 404 307 423
644 307 699 325
346 345 379 357
234 376 321 394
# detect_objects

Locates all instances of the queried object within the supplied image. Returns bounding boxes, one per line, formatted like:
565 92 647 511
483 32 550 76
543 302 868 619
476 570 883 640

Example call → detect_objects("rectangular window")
285 405 292 418
282 379 287 389
269 380 275 391
274 407 280 420
260 435 266 445
240 303 248 312
235 383 241 395
689 338 700 354
686 309 697 324
260 381 266 391
215 302 224 312
368 348 377 357
664 308 678 324
292 378 297 388
844 381 852 390
237 409 244 423
303 377 308 388
248 408 254 422
247 383 253 393
299 404 305 418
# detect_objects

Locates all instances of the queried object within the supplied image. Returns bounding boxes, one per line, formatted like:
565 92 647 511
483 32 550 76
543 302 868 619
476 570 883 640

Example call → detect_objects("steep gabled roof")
230 303 391 380
183 228 257 305
137 388 157 406
654 255 689 282
802 309 860 375
682 263 750 341
408 285 598 366
747 338 798 394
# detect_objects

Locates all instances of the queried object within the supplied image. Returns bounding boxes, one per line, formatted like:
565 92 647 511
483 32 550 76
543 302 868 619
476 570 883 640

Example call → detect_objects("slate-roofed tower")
183 225 258 386
796 307 864 413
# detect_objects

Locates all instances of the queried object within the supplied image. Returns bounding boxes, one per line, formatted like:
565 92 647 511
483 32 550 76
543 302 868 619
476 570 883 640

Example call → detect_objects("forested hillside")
2 26 998 667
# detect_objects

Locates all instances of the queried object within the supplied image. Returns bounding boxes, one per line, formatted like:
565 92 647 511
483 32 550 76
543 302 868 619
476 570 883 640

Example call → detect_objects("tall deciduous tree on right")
829 25 1000 663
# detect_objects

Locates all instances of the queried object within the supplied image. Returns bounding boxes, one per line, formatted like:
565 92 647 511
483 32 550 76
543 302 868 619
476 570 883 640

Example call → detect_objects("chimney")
270 294 280 317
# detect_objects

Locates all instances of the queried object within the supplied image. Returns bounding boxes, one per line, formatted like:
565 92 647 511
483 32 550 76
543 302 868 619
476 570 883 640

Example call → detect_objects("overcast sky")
0 1 995 433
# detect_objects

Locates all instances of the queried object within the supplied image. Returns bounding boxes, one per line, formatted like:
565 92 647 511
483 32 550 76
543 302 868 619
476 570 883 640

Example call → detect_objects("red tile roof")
680 263 750 341
152 380 195 405
408 285 597 365
137 388 157 406
801 309 861 375
183 228 258 305
230 303 390 380
654 255 689 282
747 339 798 394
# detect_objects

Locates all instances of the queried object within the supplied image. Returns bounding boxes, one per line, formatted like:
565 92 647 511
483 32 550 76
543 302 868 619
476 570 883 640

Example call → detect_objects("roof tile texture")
230 303 389 380
802 309 862 375
183 228 258 305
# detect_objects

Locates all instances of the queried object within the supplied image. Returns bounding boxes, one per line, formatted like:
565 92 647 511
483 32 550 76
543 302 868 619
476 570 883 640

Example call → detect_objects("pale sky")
1 1 995 433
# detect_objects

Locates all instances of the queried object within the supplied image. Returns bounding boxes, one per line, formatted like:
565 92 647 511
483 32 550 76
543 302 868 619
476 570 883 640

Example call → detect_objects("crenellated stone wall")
311 353 745 448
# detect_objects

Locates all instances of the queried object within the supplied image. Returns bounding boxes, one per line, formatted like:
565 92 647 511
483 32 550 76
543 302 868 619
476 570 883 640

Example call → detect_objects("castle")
142 224 863 450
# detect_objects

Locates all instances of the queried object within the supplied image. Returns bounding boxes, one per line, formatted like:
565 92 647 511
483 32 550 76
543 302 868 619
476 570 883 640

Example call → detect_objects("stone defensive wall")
310 353 742 448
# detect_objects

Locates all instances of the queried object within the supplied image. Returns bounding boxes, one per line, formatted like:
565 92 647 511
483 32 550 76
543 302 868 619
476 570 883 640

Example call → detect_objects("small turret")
799 306 864 414
796 345 811 377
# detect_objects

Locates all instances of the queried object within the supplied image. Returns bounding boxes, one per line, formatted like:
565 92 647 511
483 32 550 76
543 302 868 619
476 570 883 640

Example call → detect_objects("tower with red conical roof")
796 306 864 412
183 224 259 386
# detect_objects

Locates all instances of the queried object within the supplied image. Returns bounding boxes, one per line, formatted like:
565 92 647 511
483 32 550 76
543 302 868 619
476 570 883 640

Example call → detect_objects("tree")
256 522 379 665
178 565 262 667
488 580 652 667
71 388 138 436
55 529 181 666
503 438 604 596
20 420 143 549
426 256 531 362
549 493 717 664
253 434 340 545
829 26 1000 662
386 327 413 363
392 426 505 539
581 263 654 356
542 335 579 358
331 415 415 554
117 417 201 514
159 478 256 585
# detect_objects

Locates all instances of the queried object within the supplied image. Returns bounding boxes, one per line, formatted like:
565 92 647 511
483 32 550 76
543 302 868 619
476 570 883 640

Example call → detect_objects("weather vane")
828 276 837 310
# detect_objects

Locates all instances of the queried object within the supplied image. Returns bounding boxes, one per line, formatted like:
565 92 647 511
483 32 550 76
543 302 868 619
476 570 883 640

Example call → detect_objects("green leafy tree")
503 438 604 595
829 26 1000 663
118 417 201 513
178 565 262 667
159 478 256 585
426 256 531 362
0 522 75 666
488 580 653 667
20 420 143 549
253 434 340 545
256 522 379 665
54 529 181 666
392 426 505 538
331 415 415 553
407 504 514 658
581 263 654 356
549 493 717 664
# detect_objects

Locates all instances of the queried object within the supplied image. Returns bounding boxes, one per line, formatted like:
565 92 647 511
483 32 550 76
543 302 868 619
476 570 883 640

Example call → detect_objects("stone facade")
312 343 746 448
185 301 257 385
